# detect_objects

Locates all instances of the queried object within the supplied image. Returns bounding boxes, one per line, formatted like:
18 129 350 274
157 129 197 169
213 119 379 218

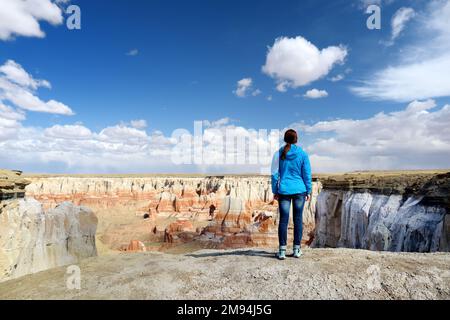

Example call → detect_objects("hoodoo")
0 170 98 282
23 171 450 254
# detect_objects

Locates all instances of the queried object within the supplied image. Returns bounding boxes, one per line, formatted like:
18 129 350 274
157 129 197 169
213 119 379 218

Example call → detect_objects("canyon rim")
0 169 449 299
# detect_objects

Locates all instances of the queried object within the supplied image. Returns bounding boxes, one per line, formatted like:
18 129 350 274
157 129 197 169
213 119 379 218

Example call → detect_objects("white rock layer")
0 198 97 282
313 190 448 252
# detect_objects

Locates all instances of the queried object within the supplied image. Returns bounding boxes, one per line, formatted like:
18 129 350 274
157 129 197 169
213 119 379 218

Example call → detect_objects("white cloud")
0 116 279 174
351 0 450 102
267 95 273 101
1 100 450 173
292 99 450 172
0 120 168 172
252 89 262 96
0 60 50 89
262 36 347 92
126 49 139 56
358 0 396 9
98 125 150 145
0 102 24 141
329 74 344 82
276 82 288 93
0 60 74 115
390 7 416 43
304 89 329 99
0 0 64 40
351 55 450 102
0 102 25 121
130 119 147 129
44 124 93 140
205 117 231 128
234 78 253 98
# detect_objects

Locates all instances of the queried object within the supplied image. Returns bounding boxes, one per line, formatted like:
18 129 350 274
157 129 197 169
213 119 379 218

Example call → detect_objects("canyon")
24 171 449 254
0 169 449 297
24 174 321 253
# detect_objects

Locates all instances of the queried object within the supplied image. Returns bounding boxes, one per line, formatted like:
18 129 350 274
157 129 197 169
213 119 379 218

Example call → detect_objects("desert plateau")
0 169 449 299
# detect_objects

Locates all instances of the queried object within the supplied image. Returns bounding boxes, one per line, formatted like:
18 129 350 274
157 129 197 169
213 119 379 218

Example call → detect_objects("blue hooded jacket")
271 144 312 195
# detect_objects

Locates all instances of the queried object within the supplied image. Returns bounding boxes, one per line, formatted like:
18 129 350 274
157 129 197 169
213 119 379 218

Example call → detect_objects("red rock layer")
25 176 320 250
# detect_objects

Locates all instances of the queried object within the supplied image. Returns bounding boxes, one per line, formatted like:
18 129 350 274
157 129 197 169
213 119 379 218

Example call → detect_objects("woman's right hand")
273 194 279 201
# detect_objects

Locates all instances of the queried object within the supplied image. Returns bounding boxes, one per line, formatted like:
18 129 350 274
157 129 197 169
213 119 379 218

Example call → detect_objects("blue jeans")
278 193 306 247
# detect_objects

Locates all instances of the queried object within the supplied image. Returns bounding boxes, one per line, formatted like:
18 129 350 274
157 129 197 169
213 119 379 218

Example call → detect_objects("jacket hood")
279 144 302 160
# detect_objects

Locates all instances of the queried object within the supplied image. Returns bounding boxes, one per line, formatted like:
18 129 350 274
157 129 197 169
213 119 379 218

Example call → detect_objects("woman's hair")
281 129 298 160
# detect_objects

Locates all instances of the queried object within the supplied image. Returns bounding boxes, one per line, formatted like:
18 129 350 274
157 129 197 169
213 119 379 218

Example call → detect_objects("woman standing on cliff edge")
271 129 312 260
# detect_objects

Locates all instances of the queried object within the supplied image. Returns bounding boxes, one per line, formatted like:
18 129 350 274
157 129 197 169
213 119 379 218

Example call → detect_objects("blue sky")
0 0 449 173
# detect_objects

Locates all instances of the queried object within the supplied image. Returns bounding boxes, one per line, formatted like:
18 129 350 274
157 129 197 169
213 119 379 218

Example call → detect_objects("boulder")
0 199 97 282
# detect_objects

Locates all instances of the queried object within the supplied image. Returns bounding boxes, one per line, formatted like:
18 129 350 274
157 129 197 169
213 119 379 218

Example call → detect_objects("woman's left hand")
305 194 311 202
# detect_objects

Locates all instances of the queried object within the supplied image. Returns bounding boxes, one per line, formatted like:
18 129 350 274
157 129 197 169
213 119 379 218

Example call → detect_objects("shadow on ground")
187 249 278 259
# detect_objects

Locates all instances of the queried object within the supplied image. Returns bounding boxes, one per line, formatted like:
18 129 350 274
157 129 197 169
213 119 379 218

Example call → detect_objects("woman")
271 129 312 260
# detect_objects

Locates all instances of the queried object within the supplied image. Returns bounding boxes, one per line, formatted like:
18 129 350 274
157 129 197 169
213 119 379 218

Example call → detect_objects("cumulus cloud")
0 102 24 141
0 121 165 172
98 125 150 146
234 78 256 98
0 116 281 174
292 99 450 172
0 102 25 121
130 119 147 129
304 89 329 99
0 0 64 40
44 124 93 140
0 60 74 115
1 99 450 173
351 0 450 102
262 36 347 92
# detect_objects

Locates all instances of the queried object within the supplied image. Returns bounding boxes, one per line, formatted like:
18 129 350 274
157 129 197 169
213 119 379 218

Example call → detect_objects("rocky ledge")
0 248 449 300
318 171 450 209
0 170 30 200
314 171 450 252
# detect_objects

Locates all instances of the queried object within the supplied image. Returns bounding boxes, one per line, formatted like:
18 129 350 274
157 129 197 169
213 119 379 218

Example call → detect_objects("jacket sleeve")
270 151 280 195
301 153 312 195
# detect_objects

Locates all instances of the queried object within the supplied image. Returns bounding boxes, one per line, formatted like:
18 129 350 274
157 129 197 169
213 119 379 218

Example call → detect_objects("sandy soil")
93 206 211 253
1 248 449 300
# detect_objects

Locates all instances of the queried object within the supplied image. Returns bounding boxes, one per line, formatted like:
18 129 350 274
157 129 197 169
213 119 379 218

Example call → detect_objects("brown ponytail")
281 129 298 160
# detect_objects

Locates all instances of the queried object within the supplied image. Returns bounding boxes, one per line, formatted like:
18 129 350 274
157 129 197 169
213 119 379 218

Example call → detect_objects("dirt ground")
0 248 449 300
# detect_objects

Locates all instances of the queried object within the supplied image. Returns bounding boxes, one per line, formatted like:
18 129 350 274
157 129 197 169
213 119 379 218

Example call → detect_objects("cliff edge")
0 170 98 282
0 248 449 300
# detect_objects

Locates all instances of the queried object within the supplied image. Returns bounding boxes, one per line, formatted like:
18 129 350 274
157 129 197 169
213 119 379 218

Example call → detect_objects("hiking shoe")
293 245 303 258
277 246 287 260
